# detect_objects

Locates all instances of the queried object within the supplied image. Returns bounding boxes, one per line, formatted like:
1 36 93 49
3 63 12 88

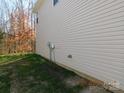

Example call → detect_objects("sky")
0 0 37 30
0 0 36 20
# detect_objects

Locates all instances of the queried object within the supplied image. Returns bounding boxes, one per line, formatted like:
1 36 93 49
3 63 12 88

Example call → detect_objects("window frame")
53 0 59 6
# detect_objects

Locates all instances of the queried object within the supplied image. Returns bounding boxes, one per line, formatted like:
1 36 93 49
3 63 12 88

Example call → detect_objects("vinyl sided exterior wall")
36 0 124 90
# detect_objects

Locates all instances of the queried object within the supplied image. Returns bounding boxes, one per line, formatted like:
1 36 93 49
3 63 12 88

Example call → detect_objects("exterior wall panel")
36 0 124 90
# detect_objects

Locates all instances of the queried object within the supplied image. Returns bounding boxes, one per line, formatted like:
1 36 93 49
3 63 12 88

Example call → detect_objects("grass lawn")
0 54 87 93
0 54 27 65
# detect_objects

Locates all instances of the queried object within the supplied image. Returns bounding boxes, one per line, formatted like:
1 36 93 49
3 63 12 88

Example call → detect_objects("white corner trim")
33 0 45 13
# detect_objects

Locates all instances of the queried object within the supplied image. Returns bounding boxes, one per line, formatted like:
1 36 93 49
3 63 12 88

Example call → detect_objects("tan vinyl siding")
36 0 124 90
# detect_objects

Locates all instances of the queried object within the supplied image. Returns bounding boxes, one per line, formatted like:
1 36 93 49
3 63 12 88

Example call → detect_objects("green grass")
0 54 86 93
0 54 26 64
0 71 10 93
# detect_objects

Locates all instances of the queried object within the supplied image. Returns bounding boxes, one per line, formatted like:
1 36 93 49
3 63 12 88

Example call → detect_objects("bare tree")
0 0 36 54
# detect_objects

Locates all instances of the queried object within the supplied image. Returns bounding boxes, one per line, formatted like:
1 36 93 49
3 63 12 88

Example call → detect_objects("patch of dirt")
80 86 111 93
64 76 89 87
9 65 20 93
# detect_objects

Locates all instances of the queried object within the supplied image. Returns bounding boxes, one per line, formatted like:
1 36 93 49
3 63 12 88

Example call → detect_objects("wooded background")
0 0 36 55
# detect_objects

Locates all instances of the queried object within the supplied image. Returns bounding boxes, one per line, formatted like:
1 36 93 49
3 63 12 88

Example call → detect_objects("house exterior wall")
36 0 124 90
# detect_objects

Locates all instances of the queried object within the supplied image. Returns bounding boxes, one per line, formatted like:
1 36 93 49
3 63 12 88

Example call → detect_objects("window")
36 12 39 24
53 0 59 6
36 17 39 24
